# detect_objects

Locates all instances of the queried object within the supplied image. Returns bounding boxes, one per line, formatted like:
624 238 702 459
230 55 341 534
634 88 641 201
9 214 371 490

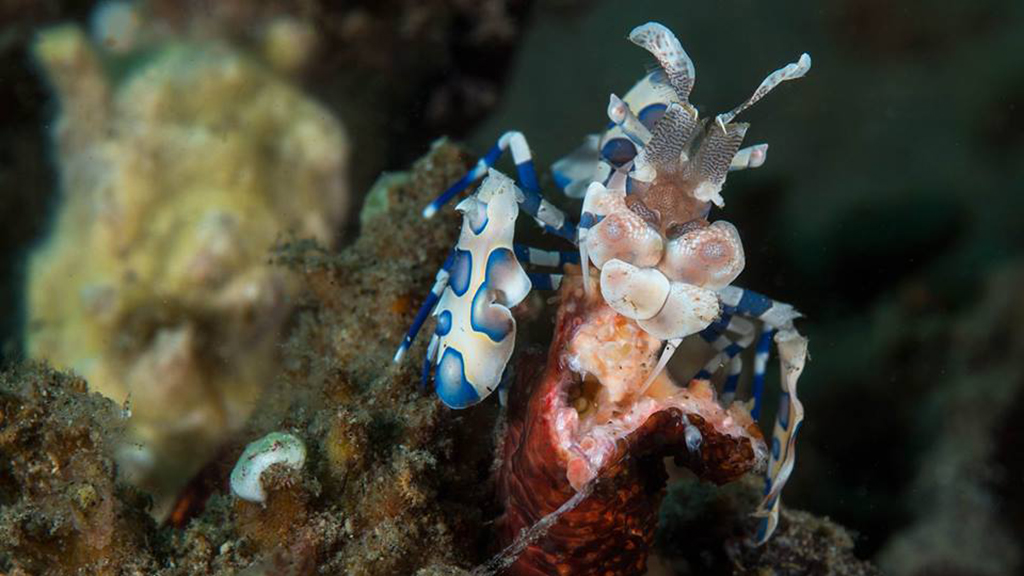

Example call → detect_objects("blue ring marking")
512 245 530 262
750 331 774 421
469 249 518 343
712 313 733 334
516 160 540 193
699 326 721 344
778 392 790 430
396 251 455 358
470 217 489 235
449 249 472 296
755 520 768 543
548 219 578 244
468 207 489 235
638 103 668 131
513 245 580 266
695 369 712 380
778 420 802 469
771 437 781 460
600 137 638 167
723 372 740 395
724 342 744 358
435 310 452 336
527 273 558 291
421 347 434 389
435 347 481 409
425 143 503 214
579 212 605 230
482 143 502 166
552 170 572 190
520 188 542 218
737 289 774 317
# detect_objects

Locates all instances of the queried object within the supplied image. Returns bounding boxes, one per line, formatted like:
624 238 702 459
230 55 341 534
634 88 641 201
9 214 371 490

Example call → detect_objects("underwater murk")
0 1 1022 575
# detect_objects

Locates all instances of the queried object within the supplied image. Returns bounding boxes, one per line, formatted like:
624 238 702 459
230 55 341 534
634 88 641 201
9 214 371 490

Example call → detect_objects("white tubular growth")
230 431 307 503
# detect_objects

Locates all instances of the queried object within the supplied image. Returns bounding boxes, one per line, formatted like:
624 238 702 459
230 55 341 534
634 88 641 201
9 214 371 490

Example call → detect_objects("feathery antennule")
716 53 811 130
642 102 698 173
629 22 696 102
690 121 750 207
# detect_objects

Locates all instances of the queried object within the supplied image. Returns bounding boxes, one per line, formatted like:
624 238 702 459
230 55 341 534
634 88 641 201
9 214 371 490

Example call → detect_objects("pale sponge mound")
26 24 349 510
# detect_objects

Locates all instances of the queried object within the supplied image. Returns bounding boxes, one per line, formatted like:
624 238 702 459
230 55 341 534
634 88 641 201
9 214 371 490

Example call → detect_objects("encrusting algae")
24 22 349 508
0 363 159 575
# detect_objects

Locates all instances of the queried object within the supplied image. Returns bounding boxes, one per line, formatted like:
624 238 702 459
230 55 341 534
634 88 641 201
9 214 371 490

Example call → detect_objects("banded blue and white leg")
749 328 776 421
717 285 807 544
513 245 580 268
526 273 563 291
694 314 756 405
394 250 455 364
423 131 577 242
754 328 807 544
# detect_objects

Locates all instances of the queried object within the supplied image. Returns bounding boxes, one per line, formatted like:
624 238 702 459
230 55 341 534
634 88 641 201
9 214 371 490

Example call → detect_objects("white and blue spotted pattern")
400 21 813 546
427 170 532 409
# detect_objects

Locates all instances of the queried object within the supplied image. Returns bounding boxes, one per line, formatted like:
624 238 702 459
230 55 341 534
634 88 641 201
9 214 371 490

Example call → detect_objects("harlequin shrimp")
394 21 811 551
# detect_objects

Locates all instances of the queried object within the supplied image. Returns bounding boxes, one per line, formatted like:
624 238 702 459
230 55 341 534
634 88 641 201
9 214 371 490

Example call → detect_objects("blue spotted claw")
426 170 531 408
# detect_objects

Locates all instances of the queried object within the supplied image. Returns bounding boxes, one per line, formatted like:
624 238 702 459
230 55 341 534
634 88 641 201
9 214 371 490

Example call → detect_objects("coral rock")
25 23 349 508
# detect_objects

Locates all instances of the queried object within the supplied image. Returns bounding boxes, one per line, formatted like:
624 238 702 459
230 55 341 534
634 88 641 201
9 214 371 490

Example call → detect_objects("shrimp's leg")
718 285 807 544
526 273 563 291
421 333 441 389
394 250 455 363
695 314 756 405
424 132 578 243
513 245 580 268
750 328 775 420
